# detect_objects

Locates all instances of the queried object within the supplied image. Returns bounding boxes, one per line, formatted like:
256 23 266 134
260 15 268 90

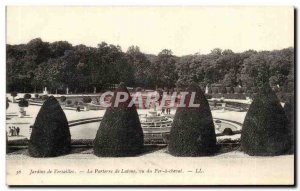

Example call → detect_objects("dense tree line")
176 48 294 92
6 38 294 93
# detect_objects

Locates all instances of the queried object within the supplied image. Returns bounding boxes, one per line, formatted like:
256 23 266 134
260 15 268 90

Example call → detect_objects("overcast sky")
7 6 294 56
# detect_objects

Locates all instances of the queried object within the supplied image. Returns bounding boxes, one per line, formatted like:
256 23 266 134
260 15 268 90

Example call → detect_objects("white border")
0 0 298 190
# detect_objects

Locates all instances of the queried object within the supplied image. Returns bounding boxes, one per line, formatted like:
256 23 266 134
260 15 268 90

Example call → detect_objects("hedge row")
13 83 293 158
207 86 293 94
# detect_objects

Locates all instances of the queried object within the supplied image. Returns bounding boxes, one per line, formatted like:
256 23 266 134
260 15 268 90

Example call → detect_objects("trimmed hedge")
220 87 227 94
18 99 29 107
82 96 92 103
209 93 246 100
233 87 242 94
284 99 294 153
28 96 71 157
211 87 219 94
168 83 217 156
60 96 67 102
10 92 17 97
226 87 234 94
241 84 291 156
24 93 32 99
93 83 144 157
41 95 49 100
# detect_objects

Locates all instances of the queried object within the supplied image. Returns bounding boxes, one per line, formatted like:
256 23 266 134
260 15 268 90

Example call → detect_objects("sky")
6 6 294 56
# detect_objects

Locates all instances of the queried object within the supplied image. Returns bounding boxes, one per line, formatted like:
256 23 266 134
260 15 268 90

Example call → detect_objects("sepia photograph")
5 6 295 186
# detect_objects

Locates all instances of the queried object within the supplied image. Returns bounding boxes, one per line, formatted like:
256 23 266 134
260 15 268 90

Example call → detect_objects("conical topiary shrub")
241 84 291 156
168 83 217 156
284 98 294 153
93 83 144 157
28 96 71 157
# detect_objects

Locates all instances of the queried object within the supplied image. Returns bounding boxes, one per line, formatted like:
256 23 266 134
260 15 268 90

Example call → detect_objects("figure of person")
76 106 81 112
16 127 20 136
13 127 17 136
214 100 217 108
8 127 12 137
161 107 165 114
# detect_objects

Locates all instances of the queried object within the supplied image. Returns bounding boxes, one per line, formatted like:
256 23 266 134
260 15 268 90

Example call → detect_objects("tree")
49 41 73 58
223 69 237 87
241 84 291 156
126 46 152 87
93 83 144 157
240 52 270 88
28 96 71 157
151 49 178 88
6 38 294 93
168 83 217 156
87 42 134 90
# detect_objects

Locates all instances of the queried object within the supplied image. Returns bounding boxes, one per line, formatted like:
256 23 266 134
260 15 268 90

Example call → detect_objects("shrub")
11 92 17 97
24 93 32 99
241 84 291 156
211 87 218 94
60 96 67 102
220 87 227 94
28 96 71 157
234 87 242 94
223 128 233 135
82 96 92 103
18 99 29 107
226 87 233 94
74 101 79 105
34 93 39 98
66 100 72 105
168 83 217 156
41 95 48 101
93 83 144 157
